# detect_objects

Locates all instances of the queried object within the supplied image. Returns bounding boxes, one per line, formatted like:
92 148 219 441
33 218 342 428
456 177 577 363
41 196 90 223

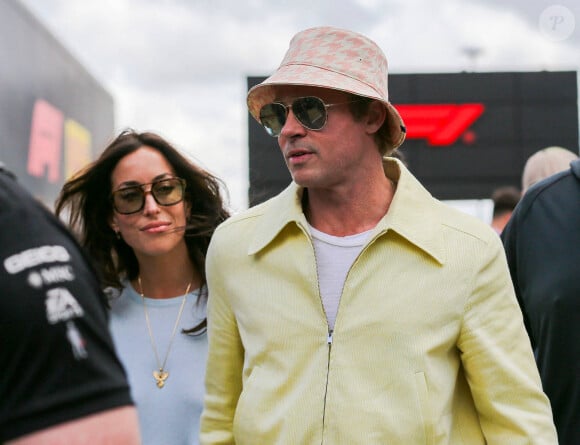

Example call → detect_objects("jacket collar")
248 157 445 265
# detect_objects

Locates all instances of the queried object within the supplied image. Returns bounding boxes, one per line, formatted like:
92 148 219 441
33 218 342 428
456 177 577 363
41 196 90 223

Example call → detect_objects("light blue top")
109 282 207 445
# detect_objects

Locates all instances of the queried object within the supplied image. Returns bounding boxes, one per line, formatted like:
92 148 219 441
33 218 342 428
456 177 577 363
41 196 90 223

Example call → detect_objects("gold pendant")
153 369 169 388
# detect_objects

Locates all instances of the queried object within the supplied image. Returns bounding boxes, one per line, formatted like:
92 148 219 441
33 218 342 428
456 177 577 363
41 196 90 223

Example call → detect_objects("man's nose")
279 109 307 137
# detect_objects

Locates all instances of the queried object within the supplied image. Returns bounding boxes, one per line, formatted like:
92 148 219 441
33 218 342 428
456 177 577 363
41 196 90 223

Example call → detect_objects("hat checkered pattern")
247 26 406 149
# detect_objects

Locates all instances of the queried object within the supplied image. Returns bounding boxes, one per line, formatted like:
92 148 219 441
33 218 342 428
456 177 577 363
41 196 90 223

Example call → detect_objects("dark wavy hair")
55 129 230 334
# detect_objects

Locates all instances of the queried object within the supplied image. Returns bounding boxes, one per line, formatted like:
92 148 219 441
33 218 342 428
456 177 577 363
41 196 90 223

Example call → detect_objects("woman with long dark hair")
56 129 229 445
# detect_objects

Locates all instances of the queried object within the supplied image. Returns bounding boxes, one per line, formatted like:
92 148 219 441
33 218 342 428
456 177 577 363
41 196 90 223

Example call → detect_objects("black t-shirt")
501 160 580 445
0 168 134 442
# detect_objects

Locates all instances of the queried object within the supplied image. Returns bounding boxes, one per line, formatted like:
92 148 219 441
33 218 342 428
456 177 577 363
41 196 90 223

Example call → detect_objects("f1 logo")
27 99 93 183
395 104 485 146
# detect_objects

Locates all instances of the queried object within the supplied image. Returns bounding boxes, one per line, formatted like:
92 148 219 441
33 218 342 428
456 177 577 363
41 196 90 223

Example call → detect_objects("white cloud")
19 0 580 212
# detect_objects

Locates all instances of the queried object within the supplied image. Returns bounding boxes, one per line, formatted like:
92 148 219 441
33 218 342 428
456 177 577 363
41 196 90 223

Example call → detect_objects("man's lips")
285 148 313 163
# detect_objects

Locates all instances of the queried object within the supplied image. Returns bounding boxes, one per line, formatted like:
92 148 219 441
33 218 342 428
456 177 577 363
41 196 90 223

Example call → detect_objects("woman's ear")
109 216 120 235
365 100 387 135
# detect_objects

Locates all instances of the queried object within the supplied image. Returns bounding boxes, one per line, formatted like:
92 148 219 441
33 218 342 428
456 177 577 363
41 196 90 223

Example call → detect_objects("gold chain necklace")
138 276 191 389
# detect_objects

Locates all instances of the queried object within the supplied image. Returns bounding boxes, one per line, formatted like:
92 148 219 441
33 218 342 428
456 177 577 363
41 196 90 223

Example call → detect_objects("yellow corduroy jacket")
200 158 557 445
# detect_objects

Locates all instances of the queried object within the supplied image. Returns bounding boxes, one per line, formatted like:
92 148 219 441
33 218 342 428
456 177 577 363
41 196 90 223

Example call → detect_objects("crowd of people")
2 26 578 445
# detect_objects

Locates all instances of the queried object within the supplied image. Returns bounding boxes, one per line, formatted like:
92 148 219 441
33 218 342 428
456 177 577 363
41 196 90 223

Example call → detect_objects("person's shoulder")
502 162 579 246
396 163 496 243
212 202 270 243
568 158 580 185
221 200 270 226
0 167 72 248
434 198 498 243
209 186 302 259
0 162 16 180
216 185 296 232
515 164 578 218
0 165 25 205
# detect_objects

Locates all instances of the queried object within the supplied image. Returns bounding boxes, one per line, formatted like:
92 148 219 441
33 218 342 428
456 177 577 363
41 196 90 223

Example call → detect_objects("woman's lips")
140 222 171 233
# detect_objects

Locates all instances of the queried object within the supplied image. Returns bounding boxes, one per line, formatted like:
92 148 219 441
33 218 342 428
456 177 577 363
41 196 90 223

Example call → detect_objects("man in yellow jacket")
200 26 557 444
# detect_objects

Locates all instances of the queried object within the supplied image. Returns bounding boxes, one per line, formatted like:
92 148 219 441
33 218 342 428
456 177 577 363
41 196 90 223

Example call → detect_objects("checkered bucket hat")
247 26 406 149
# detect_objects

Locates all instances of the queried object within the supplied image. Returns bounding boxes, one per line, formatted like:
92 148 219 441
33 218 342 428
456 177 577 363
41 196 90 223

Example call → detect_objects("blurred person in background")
521 145 578 194
502 158 580 445
0 163 141 445
200 26 557 445
490 185 521 234
55 130 229 445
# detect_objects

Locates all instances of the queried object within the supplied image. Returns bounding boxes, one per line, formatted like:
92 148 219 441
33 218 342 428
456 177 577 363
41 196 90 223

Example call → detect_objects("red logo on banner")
27 99 64 183
27 99 93 184
395 104 485 146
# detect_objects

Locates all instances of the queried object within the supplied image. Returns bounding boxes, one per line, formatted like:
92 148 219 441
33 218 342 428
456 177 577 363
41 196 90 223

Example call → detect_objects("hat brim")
247 64 406 149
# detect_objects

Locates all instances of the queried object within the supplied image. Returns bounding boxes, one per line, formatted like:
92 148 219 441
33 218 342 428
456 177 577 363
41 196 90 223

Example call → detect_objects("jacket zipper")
317 244 372 445
304 223 374 445
305 227 333 445
321 329 333 445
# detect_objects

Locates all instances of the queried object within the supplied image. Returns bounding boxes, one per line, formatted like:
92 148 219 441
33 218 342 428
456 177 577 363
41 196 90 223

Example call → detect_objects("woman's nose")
142 189 161 215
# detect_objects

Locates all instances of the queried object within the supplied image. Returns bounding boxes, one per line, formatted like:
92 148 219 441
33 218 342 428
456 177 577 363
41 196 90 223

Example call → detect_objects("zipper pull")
327 330 333 345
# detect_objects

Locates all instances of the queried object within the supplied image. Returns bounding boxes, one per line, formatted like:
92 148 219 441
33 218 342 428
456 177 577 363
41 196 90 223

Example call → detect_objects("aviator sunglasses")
259 96 363 137
111 176 186 215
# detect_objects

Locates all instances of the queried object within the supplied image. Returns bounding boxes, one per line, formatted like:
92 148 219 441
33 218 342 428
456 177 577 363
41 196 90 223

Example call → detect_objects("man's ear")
365 100 387 135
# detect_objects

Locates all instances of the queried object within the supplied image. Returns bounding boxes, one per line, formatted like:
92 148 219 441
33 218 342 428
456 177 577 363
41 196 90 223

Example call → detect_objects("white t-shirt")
308 224 372 330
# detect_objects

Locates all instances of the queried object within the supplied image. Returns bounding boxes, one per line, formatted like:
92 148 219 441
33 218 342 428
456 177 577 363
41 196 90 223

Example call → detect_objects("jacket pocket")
414 371 433 445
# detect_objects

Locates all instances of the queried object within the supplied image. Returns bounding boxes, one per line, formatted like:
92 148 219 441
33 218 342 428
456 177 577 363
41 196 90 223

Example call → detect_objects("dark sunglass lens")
152 179 184 205
293 97 327 130
260 103 287 137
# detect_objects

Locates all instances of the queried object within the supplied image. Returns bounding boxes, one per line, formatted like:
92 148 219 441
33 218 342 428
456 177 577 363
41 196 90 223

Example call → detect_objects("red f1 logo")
395 104 485 146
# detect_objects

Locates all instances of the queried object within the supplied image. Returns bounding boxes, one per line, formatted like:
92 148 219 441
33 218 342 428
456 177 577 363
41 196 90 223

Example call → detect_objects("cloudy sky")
19 0 580 212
